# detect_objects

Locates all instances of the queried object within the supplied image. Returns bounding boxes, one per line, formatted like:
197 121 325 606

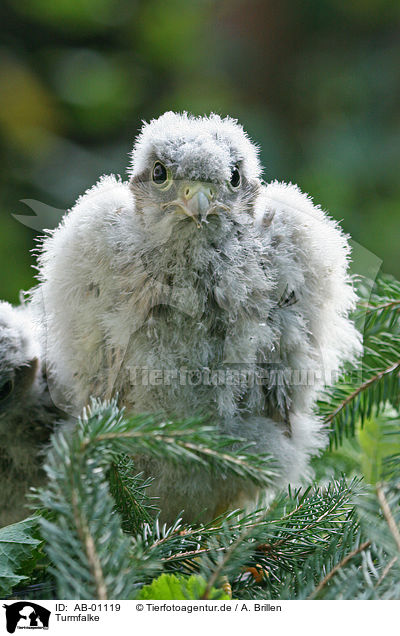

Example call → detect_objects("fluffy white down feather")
31 112 361 523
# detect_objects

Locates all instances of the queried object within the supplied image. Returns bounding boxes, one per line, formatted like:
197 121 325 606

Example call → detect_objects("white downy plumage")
32 112 361 522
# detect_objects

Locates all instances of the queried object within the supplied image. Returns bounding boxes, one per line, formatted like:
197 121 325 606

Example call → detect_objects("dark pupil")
230 168 240 187
0 380 13 402
153 162 167 184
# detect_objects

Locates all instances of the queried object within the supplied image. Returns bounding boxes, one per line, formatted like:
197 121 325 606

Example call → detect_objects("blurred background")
0 0 399 302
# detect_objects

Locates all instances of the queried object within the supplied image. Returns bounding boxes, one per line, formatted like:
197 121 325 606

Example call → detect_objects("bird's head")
129 112 262 231
0 303 40 417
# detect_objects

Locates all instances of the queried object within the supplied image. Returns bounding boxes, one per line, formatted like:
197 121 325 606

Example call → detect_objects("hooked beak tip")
166 184 228 227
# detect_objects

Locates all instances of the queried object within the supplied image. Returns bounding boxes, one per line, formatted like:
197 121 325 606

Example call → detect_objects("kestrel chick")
0 301 64 525
32 112 361 523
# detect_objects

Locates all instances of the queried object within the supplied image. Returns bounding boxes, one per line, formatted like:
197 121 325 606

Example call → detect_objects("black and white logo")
2 602 50 633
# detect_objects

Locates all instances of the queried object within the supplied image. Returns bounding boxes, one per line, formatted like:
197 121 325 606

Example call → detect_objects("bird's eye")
0 379 14 402
152 161 168 185
230 167 241 188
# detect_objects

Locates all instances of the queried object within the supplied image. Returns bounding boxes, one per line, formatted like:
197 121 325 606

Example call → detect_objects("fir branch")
360 300 400 314
35 400 279 597
37 414 137 599
375 556 398 588
200 521 258 600
308 540 371 599
319 273 400 445
131 478 360 599
376 483 400 551
78 399 278 487
108 459 156 533
325 360 400 426
70 490 107 600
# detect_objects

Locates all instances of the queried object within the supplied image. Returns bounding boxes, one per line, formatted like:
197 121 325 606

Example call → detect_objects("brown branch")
376 483 400 551
308 540 371 599
325 360 400 424
81 431 276 488
375 556 398 588
309 486 400 599
359 300 400 314
71 489 108 600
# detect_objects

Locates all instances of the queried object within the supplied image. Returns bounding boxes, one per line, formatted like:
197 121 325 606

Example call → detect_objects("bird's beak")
176 182 218 228
161 182 229 228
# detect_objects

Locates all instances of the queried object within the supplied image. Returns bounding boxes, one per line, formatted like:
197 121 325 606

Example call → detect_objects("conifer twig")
201 527 253 600
375 556 398 588
360 300 400 313
308 540 371 599
67 485 107 599
325 360 400 424
376 484 400 551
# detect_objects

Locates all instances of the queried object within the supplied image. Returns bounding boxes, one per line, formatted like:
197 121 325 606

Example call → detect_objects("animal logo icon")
2 602 50 633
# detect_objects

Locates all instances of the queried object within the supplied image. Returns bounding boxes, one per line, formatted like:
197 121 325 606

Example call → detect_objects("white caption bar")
1 600 398 635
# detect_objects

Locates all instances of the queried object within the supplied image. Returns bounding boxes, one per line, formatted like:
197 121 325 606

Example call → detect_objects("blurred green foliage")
0 0 399 302
313 408 400 485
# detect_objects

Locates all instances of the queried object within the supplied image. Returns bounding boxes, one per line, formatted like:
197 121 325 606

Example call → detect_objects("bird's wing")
254 181 362 430
31 175 136 411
